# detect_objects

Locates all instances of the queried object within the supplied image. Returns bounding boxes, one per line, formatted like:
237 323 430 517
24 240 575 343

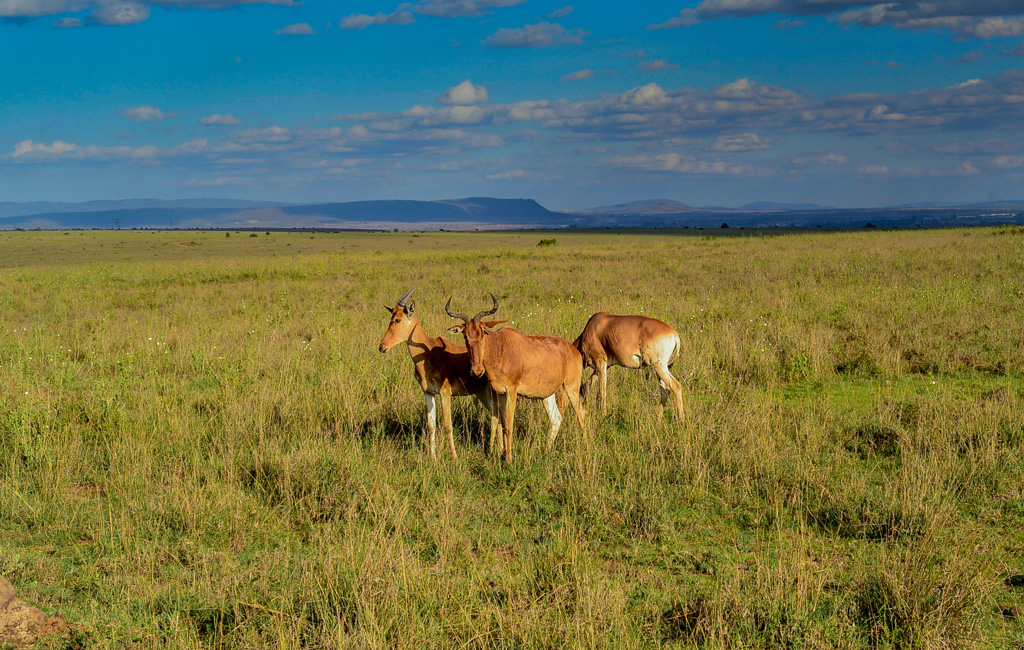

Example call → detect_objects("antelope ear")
482 319 507 330
447 324 465 335
384 305 394 314
406 300 415 315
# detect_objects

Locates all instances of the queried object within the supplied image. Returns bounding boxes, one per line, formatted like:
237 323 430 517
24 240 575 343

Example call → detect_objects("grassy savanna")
1 227 1023 649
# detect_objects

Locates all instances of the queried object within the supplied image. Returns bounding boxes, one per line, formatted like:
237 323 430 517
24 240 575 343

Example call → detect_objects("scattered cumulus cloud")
706 133 771 152
10 70 1024 192
413 0 526 18
51 16 82 27
605 153 753 175
438 80 489 105
483 21 587 47
548 5 572 18
91 2 149 25
486 168 542 179
200 113 243 126
339 0 524 28
562 68 593 81
10 138 208 162
679 0 1024 39
341 9 414 29
121 105 172 122
788 152 848 166
648 8 699 30
1 0 298 26
275 22 314 34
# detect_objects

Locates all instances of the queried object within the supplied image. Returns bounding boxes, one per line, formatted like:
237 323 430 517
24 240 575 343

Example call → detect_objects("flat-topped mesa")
447 294 586 462
379 287 501 459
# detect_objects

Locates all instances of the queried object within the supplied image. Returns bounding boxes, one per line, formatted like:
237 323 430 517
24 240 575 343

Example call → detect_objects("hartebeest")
379 287 501 459
446 294 586 463
573 312 687 421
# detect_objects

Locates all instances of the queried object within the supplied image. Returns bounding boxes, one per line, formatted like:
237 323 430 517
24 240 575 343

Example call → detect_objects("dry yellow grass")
1 227 1022 648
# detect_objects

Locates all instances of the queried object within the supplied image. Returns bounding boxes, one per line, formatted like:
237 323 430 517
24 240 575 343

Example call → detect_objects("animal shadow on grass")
355 404 494 455
356 416 419 450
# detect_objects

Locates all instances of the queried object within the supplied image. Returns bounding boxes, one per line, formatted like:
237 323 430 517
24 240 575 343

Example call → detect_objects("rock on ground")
0 575 69 649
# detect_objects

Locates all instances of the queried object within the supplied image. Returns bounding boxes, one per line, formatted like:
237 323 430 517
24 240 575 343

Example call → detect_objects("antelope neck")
405 318 438 353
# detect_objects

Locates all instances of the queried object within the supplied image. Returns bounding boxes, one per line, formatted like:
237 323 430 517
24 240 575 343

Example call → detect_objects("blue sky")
2 0 1024 209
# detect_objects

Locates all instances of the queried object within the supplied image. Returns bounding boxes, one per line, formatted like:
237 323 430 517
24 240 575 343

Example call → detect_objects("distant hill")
579 199 694 215
740 201 832 211
2 196 1023 231
0 197 562 230
0 198 287 221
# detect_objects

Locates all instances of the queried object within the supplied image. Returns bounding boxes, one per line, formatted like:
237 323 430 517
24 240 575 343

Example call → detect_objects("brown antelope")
446 294 586 463
379 287 501 459
573 312 687 422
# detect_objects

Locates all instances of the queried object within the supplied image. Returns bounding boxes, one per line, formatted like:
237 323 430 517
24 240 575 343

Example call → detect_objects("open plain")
1 227 1023 648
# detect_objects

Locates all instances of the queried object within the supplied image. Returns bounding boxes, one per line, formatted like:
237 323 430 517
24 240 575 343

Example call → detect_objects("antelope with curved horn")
446 294 586 463
573 313 687 422
379 287 501 459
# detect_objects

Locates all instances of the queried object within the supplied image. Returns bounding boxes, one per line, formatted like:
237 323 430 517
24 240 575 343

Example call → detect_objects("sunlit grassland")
1 227 1023 648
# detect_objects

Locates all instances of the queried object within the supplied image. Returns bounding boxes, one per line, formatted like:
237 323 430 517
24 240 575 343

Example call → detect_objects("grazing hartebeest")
379 287 501 459
573 312 686 422
446 294 586 463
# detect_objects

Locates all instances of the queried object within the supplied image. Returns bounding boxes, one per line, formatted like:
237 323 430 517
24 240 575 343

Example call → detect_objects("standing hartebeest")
379 287 501 459
446 294 586 463
573 312 687 422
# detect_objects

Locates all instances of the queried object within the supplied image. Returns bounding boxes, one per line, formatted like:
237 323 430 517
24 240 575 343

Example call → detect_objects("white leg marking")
424 393 437 457
543 393 563 448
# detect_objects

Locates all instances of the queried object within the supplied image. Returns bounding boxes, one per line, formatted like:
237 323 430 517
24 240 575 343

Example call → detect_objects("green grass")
1 227 1023 648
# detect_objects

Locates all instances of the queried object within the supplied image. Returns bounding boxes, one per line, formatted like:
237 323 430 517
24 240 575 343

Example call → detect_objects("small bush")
537 238 557 247
854 538 989 648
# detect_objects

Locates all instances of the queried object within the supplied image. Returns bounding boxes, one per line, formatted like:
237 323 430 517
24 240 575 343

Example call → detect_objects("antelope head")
446 293 505 376
379 287 417 353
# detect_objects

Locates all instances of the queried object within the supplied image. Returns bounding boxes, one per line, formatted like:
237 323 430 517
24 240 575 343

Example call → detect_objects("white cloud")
789 152 848 166
486 168 542 179
548 5 572 18
960 16 1024 38
438 80 489 105
51 16 82 27
413 0 525 18
605 153 754 175
688 0 1024 39
341 9 414 29
200 113 243 125
232 125 292 143
561 69 593 81
275 22 314 34
483 21 587 47
91 2 148 24
121 105 170 122
10 138 208 162
1 0 298 25
706 133 771 152
648 8 699 30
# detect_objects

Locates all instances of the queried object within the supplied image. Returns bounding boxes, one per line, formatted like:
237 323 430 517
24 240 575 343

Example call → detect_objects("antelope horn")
473 293 499 321
396 287 415 307
445 296 470 322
